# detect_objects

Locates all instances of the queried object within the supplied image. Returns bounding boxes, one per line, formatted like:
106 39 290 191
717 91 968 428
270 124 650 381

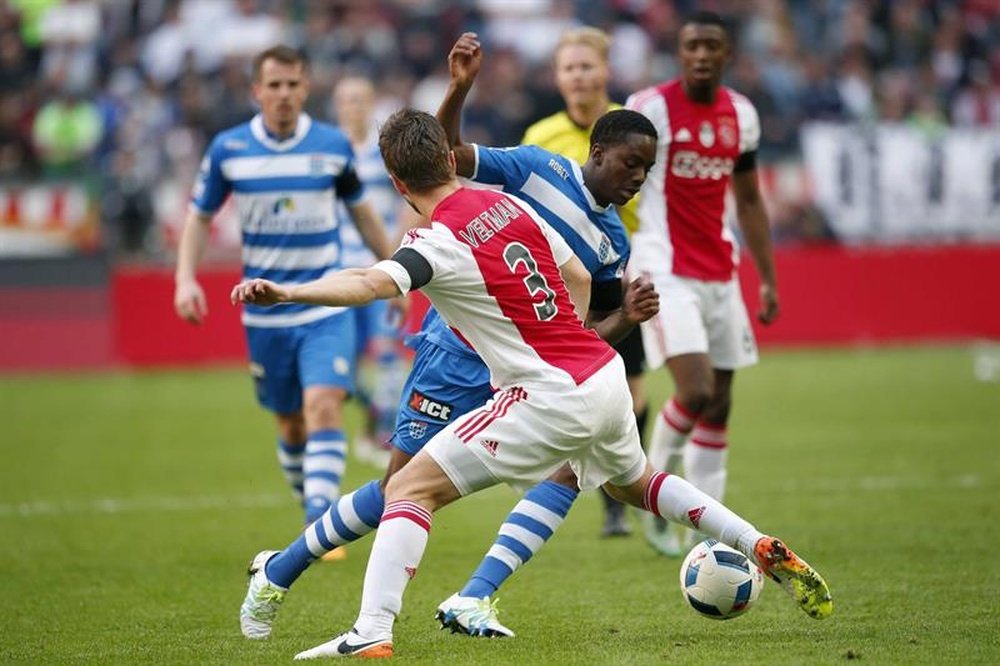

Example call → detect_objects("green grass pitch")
1 346 998 664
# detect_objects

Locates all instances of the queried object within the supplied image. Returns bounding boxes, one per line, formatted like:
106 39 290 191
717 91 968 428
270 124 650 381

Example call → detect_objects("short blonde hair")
554 26 611 63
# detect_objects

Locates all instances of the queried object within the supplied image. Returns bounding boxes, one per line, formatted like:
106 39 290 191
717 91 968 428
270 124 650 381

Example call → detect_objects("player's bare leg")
293 450 467 659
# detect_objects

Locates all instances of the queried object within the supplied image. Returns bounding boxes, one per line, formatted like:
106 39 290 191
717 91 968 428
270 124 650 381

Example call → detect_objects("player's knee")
675 387 713 416
302 388 346 428
547 463 580 490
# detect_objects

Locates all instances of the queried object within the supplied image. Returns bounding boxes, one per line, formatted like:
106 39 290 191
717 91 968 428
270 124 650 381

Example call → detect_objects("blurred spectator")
37 0 101 92
951 60 1000 128
798 53 845 121
0 0 997 252
30 87 103 177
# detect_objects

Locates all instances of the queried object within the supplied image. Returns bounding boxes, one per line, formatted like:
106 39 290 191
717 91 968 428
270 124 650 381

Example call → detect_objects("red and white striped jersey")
626 80 760 282
389 187 615 389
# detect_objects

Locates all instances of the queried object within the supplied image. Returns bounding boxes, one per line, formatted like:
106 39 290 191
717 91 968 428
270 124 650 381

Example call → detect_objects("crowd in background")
0 0 998 255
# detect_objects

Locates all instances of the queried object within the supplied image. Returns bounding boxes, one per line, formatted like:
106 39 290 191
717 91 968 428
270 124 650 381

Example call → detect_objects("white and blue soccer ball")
679 539 764 620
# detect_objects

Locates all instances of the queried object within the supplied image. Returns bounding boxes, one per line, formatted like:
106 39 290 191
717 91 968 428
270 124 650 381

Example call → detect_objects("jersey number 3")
503 242 558 321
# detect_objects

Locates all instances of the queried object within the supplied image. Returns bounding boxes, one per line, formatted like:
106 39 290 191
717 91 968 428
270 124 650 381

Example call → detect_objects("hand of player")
230 279 288 307
174 279 208 325
757 283 780 325
448 32 482 88
623 276 659 324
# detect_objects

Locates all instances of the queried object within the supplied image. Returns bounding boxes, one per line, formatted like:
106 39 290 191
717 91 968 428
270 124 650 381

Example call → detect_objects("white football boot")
240 550 287 639
435 593 514 637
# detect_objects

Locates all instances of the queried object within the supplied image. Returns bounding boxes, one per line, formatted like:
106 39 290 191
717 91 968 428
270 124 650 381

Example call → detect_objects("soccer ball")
679 539 764 620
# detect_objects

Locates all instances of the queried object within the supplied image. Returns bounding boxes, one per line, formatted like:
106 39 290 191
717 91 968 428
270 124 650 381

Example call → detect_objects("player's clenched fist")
231 279 288 306
623 276 659 324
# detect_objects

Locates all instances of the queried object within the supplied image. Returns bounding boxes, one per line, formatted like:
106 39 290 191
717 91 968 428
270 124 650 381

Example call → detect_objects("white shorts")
423 356 647 495
638 272 758 371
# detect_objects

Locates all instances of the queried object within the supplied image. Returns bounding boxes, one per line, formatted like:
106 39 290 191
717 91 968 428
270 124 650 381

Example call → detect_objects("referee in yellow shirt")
521 26 646 538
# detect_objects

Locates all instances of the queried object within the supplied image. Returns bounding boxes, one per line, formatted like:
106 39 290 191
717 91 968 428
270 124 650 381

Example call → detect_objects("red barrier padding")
112 265 245 366
738 244 1000 345
106 243 1000 369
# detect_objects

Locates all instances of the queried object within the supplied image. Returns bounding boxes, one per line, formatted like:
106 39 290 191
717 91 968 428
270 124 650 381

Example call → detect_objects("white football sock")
685 423 728 500
649 397 696 473
354 500 432 640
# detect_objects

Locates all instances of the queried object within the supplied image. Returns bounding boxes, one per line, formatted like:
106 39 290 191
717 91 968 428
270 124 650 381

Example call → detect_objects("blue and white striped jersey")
337 128 400 269
191 113 365 328
472 144 630 283
420 143 631 357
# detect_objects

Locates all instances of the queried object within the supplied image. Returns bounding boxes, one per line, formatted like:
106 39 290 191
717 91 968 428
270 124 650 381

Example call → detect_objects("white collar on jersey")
570 159 609 213
250 113 312 152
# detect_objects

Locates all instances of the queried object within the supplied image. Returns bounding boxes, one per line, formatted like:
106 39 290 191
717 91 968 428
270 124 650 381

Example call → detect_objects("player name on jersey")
458 198 521 248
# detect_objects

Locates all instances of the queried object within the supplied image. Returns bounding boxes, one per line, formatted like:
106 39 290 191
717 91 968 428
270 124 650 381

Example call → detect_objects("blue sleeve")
472 145 543 191
190 135 230 214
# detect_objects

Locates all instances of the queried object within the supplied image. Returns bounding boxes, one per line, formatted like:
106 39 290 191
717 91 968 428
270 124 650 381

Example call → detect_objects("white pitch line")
0 492 291 518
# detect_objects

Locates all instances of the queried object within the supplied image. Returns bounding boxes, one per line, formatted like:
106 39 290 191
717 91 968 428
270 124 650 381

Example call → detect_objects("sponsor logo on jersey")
223 139 248 150
272 196 295 214
698 121 715 148
674 127 693 143
480 439 500 457
688 505 706 528
718 117 737 148
598 234 612 264
408 390 453 421
670 150 735 181
408 420 428 440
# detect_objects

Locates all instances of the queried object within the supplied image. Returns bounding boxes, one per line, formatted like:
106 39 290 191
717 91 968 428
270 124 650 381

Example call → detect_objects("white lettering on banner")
670 151 734 180
801 122 1000 242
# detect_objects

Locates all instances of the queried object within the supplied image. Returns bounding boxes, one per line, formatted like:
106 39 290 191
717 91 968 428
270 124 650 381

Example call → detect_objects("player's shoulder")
722 86 757 114
627 79 677 110
307 120 353 150
207 121 254 155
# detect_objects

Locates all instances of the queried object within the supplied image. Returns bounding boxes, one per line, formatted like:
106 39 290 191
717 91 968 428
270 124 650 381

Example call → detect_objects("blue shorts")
391 337 494 456
246 311 357 414
353 299 401 357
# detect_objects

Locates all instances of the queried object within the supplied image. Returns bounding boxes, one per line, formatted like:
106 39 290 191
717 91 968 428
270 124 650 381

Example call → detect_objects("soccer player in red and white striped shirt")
231 108 830 659
626 11 781 556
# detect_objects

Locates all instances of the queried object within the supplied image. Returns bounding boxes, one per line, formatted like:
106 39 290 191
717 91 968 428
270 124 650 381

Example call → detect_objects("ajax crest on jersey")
679 539 764 619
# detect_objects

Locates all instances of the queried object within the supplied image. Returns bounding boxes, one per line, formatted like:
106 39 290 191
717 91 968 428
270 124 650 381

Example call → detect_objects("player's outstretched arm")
174 210 213 325
436 32 481 177
231 268 402 309
732 169 779 324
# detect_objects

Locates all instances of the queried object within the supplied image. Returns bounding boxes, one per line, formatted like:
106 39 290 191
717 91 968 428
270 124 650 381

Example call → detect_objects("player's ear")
448 150 457 173
590 143 605 165
389 173 408 197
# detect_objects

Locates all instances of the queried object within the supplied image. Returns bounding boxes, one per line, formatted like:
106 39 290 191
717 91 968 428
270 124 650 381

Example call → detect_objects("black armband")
590 278 623 312
733 150 757 173
391 247 433 290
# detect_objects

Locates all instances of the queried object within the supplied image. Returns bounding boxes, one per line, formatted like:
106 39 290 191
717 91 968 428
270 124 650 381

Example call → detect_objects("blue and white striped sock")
265 479 385 588
276 439 304 503
303 429 347 523
460 480 577 599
